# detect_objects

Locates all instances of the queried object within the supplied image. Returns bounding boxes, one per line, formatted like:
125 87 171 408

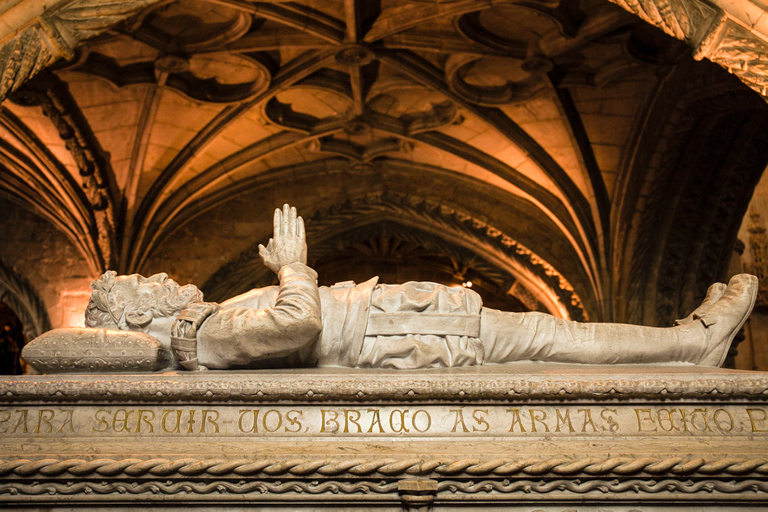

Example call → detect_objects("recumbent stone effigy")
3 205 767 511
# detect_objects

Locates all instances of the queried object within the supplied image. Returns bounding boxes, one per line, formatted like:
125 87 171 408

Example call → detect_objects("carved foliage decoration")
704 21 768 96
607 0 768 100
0 0 165 103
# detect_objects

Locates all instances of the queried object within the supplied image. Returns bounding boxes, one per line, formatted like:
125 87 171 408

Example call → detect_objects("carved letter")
186 410 197 434
285 410 303 433
656 408 678 432
634 409 657 432
689 408 712 432
713 409 734 432
450 409 469 433
578 408 597 432
112 409 133 433
555 409 574 433
200 410 219 434
262 410 281 433
472 409 488 432
58 409 74 433
747 408 768 432
320 410 339 433
0 410 10 433
11 409 28 433
238 410 257 433
507 408 526 432
366 409 384 433
677 409 690 432
162 410 183 433
529 409 549 433
601 409 619 432
35 409 54 433
93 410 109 433
343 409 362 433
389 410 410 433
413 409 432 433
136 410 155 433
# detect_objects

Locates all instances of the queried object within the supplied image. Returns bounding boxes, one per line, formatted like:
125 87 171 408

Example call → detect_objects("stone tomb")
0 364 767 511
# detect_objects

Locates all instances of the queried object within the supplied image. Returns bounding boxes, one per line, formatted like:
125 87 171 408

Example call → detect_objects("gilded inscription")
634 407 736 433
0 408 73 434
92 408 220 434
0 406 766 437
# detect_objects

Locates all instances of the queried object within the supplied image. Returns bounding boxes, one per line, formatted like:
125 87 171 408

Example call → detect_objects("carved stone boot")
673 281 726 326
694 274 758 367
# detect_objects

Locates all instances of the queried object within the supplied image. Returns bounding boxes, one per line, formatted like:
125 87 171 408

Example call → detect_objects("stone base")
1 363 767 510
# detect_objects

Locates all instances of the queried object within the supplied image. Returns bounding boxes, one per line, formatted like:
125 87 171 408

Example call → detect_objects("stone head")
85 271 203 339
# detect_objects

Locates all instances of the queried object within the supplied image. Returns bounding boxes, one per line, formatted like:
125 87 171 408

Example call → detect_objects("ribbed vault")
0 0 767 343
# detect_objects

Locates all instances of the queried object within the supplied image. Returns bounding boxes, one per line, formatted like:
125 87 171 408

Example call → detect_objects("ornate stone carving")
1 454 766 479
335 43 375 67
9 71 117 267
0 0 165 103
20 328 165 373
2 372 767 403
699 20 768 97
607 0 768 99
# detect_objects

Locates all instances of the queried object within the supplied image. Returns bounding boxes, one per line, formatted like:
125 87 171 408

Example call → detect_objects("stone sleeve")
196 262 322 369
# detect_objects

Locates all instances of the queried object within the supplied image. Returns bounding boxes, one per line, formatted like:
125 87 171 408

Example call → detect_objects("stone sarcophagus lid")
1 364 767 511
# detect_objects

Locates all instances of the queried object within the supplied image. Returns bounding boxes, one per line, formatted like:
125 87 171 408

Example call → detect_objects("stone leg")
480 309 708 365
480 274 757 367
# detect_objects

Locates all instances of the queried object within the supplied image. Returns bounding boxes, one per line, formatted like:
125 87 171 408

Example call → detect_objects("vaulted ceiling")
1 0 768 337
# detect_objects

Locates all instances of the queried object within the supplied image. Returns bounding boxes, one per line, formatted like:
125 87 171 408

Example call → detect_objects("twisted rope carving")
1 456 767 479
0 478 766 498
439 478 768 495
0 480 398 496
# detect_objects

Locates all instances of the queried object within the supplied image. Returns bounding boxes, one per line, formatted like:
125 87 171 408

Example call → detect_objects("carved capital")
607 0 768 99
0 0 164 102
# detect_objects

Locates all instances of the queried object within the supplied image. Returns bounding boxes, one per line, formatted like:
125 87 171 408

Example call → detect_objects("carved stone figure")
22 205 758 373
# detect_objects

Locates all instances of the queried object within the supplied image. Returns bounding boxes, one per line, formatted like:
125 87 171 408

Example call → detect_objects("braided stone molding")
0 0 164 103
1 455 768 479
0 257 51 340
0 480 398 498
1 478 766 499
437 478 768 495
2 372 768 402
606 0 768 99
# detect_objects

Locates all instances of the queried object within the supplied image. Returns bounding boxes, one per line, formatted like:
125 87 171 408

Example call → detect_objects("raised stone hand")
258 204 308 274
